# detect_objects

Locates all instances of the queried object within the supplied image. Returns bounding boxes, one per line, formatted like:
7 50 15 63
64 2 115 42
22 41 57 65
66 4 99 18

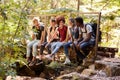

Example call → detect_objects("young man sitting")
75 17 95 60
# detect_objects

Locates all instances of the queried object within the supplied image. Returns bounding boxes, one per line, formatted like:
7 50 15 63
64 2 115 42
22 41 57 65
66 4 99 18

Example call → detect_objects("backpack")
85 23 102 42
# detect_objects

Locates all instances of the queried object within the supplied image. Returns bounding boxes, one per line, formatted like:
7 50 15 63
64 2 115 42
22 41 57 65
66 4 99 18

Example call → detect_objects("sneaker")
64 58 71 64
45 55 52 60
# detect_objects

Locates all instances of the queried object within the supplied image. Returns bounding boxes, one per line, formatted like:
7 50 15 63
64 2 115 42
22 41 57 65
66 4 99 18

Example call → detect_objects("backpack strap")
50 26 57 32
85 23 96 38
84 24 87 33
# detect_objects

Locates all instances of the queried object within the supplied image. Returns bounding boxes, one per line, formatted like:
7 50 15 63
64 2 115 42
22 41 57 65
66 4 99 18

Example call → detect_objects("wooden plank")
27 12 100 17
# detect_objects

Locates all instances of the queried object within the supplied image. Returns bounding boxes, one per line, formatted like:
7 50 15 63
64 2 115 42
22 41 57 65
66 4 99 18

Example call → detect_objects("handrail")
27 12 101 17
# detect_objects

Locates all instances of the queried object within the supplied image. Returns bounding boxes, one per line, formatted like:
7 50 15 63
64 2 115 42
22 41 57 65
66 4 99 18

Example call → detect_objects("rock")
17 65 36 76
82 58 94 67
91 76 120 80
56 72 91 80
92 70 107 77
89 64 95 70
14 60 45 77
6 76 46 80
95 58 120 77
76 66 85 73
39 72 46 78
81 69 96 77
39 66 55 79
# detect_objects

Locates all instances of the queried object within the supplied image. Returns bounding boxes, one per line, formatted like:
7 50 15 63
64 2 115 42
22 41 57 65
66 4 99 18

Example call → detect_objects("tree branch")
100 0 111 11
13 0 29 39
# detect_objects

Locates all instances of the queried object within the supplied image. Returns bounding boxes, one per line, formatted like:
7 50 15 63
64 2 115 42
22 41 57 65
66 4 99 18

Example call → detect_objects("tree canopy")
0 0 120 79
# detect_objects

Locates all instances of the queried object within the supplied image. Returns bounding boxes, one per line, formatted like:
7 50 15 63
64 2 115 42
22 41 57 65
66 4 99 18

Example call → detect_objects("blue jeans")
51 42 64 55
63 41 72 57
26 40 39 57
79 40 95 55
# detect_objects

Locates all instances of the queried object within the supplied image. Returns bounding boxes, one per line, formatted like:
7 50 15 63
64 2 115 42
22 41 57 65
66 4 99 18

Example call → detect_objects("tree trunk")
91 0 93 8
77 0 80 12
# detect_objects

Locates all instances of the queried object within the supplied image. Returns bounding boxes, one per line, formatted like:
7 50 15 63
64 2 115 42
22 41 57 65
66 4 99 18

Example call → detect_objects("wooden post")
94 12 101 60
91 0 93 8
77 0 80 16
77 0 80 11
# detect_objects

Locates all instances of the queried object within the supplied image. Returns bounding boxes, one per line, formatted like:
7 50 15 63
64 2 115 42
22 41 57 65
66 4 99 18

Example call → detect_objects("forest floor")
6 57 120 80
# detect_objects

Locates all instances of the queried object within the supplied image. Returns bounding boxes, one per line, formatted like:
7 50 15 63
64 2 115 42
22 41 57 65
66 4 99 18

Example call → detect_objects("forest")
0 0 120 80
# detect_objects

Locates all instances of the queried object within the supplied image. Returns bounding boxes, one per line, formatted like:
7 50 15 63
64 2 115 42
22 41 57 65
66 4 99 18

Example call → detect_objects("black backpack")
85 23 102 42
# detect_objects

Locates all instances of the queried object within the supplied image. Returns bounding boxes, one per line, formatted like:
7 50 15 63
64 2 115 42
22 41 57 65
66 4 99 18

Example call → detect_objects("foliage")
0 0 31 79
0 0 120 79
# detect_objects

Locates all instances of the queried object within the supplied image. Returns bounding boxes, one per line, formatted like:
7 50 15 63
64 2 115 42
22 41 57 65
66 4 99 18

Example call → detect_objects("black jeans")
40 42 51 55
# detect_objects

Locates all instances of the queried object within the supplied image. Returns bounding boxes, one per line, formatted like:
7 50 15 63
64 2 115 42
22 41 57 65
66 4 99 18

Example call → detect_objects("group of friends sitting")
26 16 96 66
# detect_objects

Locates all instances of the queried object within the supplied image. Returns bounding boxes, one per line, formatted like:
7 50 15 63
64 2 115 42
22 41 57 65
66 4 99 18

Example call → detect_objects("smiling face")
50 19 56 27
33 19 39 27
59 20 64 28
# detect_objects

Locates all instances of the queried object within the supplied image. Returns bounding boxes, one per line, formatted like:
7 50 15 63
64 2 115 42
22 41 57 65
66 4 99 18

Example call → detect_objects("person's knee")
32 44 38 50
63 43 68 49
33 43 38 47
80 42 88 48
27 43 32 48
57 43 63 47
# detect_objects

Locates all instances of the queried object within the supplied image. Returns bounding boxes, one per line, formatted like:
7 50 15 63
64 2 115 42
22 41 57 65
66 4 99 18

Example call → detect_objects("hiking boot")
63 57 71 64
77 58 83 65
29 60 37 66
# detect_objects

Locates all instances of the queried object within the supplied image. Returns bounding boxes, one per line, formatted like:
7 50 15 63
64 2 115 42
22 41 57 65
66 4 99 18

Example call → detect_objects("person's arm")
74 27 82 42
39 26 45 44
62 26 68 43
47 27 50 43
79 32 91 44
45 27 59 48
64 27 69 42
48 27 59 43
78 27 82 41
52 27 59 40
40 29 45 44
32 33 35 40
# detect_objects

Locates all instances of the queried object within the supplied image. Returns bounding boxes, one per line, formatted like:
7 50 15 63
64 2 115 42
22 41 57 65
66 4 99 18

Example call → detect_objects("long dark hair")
69 18 75 27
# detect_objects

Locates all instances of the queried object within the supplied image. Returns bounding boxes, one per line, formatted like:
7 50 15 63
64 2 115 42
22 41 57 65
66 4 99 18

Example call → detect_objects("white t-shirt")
79 24 95 41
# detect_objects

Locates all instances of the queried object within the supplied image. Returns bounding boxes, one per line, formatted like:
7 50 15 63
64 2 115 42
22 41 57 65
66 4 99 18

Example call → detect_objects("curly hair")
75 16 83 24
56 15 65 25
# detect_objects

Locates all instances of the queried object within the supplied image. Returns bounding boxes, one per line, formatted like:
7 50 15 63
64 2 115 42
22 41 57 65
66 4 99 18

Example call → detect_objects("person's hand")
74 40 78 45
76 44 80 50
60 38 62 41
76 42 82 50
